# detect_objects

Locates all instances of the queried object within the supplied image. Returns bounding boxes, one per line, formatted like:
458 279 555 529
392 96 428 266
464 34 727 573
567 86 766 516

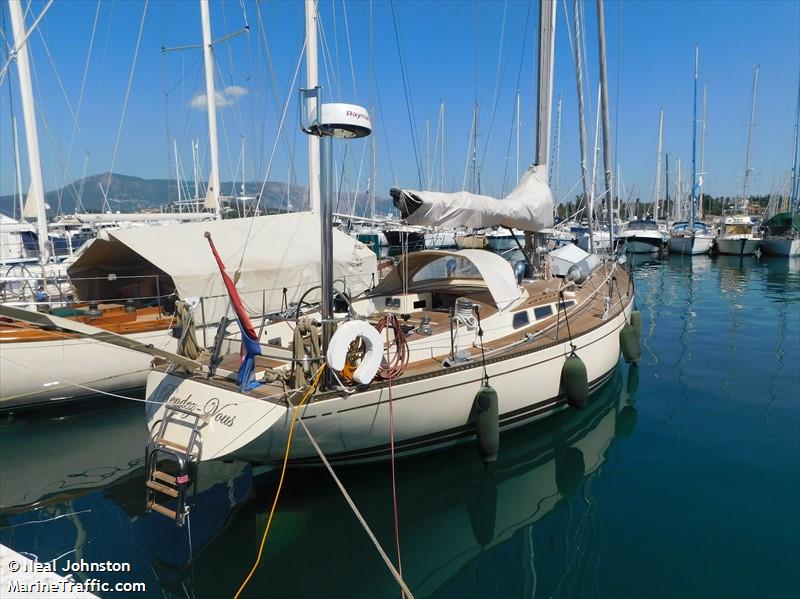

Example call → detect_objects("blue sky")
1 0 798 210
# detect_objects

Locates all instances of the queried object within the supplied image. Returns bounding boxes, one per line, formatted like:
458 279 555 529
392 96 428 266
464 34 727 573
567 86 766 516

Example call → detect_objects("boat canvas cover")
68 212 377 325
391 165 554 232
549 243 600 277
761 212 800 235
370 249 521 311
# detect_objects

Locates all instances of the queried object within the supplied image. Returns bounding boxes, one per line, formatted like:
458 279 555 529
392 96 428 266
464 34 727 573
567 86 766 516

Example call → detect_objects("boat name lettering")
167 394 198 415
202 397 237 428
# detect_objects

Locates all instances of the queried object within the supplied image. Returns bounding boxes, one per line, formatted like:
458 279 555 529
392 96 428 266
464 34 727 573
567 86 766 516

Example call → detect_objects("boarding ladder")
145 404 204 526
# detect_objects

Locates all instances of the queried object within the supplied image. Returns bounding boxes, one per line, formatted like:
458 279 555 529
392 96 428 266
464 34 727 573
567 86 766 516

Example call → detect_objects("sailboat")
123 0 637 525
669 47 713 256
761 78 800 257
715 64 763 256
0 0 376 410
622 110 667 254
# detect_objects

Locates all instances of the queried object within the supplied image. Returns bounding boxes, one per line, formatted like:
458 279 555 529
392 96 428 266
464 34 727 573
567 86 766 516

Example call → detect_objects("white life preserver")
326 320 384 385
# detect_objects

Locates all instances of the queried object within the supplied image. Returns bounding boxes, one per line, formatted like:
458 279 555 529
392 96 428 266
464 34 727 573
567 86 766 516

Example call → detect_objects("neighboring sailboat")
715 64 762 256
761 77 800 257
669 47 713 256
623 110 667 254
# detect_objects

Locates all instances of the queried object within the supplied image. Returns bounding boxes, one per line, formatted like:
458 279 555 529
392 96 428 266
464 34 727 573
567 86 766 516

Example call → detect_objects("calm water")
1 255 798 598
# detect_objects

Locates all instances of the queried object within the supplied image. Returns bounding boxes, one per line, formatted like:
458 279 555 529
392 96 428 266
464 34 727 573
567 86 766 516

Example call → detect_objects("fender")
326 320 383 385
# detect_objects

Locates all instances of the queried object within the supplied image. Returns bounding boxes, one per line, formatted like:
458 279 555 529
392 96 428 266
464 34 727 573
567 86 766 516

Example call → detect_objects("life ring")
326 320 384 385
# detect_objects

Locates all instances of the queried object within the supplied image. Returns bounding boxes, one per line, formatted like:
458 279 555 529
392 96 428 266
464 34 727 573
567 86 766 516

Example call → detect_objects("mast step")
146 480 178 498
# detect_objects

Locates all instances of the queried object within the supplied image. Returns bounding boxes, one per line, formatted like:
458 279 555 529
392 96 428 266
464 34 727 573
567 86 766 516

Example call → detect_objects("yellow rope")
233 365 325 599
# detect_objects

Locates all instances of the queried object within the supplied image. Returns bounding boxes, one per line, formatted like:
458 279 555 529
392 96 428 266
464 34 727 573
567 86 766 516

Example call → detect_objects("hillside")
0 172 396 218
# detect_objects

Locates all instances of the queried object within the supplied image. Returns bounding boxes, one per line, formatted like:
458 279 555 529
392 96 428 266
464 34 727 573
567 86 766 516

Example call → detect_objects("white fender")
326 320 384 385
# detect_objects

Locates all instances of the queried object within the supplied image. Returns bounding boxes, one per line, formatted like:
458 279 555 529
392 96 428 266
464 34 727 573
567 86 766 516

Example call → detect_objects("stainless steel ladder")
145 404 204 526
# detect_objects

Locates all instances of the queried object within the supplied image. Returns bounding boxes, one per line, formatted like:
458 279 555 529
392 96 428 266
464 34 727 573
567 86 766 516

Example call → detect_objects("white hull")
715 236 761 256
146 300 632 465
761 237 800 257
668 233 713 255
424 230 458 249
624 239 660 254
0 327 176 409
577 233 613 253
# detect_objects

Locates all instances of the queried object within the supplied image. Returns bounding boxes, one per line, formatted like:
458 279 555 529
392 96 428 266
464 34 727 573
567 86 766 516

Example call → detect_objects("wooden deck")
181 265 632 404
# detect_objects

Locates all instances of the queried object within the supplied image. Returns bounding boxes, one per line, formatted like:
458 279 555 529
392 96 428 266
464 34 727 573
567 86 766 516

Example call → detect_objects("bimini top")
370 249 521 311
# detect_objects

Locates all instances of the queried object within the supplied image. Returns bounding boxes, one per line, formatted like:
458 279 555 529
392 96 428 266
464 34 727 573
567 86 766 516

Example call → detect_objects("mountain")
0 173 397 218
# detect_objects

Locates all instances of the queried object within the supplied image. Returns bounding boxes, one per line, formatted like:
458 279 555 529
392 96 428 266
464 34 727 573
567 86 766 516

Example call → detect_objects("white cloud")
190 86 248 110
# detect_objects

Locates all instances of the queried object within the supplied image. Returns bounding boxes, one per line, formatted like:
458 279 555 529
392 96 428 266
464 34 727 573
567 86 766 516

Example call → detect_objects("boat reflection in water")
186 362 639 598
0 363 638 598
0 401 253 596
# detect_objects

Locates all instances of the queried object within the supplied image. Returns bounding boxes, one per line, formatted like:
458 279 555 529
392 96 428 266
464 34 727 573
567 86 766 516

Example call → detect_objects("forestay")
391 165 554 232
68 212 377 325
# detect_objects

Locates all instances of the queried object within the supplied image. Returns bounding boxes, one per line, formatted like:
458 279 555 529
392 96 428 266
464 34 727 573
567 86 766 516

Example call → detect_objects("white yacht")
621 219 666 254
714 215 762 256
668 221 714 255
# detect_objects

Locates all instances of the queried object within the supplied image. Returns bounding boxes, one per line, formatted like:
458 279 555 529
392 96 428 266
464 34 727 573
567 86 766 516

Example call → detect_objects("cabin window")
558 299 576 310
412 257 481 282
533 305 553 320
413 299 427 309
512 311 530 329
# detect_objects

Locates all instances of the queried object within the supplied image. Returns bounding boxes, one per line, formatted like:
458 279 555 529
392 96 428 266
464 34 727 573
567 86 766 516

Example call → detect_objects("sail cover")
67 212 377 326
391 164 554 231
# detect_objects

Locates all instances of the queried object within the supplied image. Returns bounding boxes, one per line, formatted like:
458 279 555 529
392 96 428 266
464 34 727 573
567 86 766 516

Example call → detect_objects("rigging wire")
341 0 358 99
499 0 532 196
101 0 149 211
366 0 396 187
233 366 326 599
56 0 101 212
389 0 423 188
253 1 301 191
296 410 416 599
237 37 307 272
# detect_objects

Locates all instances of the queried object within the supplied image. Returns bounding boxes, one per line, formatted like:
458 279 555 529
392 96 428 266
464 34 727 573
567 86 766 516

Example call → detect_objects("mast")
790 76 799 213
653 108 663 221
370 118 376 218
471 102 480 193
664 153 670 221
553 93 562 201
515 90 521 186
200 0 221 216
741 64 760 212
535 0 556 177
12 117 24 219
672 158 686 220
690 46 699 229
596 0 615 251
527 0 556 266
425 118 430 190
440 100 445 192
192 138 200 208
571 0 591 244
173 139 182 208
9 0 50 264
698 84 707 218
306 0 320 213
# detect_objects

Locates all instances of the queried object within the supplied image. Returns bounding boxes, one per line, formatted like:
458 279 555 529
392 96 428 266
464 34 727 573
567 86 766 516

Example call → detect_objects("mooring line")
296 416 416 599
